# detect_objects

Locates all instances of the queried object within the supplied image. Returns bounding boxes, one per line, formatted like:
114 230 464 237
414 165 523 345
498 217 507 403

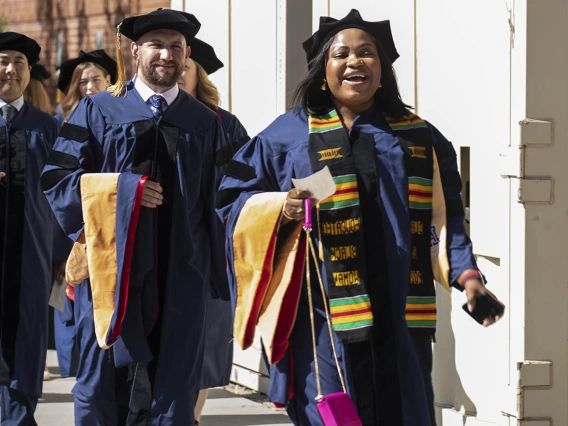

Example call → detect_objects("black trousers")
411 333 436 426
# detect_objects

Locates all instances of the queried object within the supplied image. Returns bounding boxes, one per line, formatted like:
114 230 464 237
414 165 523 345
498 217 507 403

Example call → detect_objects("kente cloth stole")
384 113 439 330
308 110 451 340
307 110 373 343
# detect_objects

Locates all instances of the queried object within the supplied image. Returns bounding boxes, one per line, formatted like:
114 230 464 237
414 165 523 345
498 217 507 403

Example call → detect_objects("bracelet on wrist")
282 200 294 220
459 270 482 285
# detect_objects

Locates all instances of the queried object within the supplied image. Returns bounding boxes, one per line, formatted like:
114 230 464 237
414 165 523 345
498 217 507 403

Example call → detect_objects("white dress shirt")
134 76 179 108
0 95 25 112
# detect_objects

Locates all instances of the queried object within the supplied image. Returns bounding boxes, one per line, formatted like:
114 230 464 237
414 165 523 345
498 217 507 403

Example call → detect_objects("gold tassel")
107 22 127 97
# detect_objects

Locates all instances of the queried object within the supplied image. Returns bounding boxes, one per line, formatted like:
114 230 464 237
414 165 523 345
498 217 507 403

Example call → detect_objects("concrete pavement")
36 350 292 426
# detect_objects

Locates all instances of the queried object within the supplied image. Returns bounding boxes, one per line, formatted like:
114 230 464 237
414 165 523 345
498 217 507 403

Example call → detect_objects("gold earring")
378 83 383 88
321 79 327 91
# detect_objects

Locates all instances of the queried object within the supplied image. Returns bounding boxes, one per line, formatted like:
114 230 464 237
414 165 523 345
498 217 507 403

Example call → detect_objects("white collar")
0 95 24 112
134 76 179 107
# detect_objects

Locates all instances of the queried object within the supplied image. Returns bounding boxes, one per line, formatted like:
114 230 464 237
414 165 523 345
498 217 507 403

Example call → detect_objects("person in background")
51 50 116 380
178 37 249 425
23 63 53 115
55 50 116 124
53 68 64 116
22 62 60 383
178 38 249 158
0 32 69 426
41 9 230 425
217 9 504 425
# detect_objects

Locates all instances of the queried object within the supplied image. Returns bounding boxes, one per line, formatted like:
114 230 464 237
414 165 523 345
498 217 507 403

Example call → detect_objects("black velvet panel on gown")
346 132 403 426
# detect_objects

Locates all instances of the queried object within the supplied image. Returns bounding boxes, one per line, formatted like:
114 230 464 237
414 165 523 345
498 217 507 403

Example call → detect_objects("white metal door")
416 0 514 424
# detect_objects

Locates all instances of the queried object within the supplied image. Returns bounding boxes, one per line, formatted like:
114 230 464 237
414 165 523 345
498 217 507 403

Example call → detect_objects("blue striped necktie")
148 95 168 121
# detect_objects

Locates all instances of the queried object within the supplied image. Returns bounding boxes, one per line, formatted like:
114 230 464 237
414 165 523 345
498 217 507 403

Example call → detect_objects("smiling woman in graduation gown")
40 9 229 426
217 9 501 426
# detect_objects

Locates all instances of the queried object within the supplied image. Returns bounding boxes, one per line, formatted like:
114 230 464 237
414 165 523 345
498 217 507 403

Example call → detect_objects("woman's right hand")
282 189 312 224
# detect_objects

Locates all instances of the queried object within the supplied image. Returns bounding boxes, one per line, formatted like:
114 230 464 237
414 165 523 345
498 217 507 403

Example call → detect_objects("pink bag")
316 392 362 426
303 200 363 426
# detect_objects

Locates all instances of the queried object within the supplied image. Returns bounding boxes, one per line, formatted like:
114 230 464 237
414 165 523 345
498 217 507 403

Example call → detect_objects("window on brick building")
56 32 63 67
96 30 104 50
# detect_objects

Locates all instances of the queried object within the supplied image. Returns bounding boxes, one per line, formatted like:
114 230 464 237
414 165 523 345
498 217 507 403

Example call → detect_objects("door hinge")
500 119 554 204
510 360 553 424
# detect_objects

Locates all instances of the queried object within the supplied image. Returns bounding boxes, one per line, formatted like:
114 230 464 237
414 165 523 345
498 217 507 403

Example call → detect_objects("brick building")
0 0 170 102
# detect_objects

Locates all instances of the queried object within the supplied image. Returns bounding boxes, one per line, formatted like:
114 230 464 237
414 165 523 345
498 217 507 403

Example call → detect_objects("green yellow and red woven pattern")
385 112 428 131
405 297 437 328
408 177 432 209
320 174 360 210
309 110 343 133
329 295 373 331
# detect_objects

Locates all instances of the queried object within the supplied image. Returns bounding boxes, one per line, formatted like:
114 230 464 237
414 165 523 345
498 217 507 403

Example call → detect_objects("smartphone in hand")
462 292 505 324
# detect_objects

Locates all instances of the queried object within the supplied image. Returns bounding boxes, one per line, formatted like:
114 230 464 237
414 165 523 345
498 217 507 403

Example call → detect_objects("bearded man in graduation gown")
0 33 69 425
41 9 229 426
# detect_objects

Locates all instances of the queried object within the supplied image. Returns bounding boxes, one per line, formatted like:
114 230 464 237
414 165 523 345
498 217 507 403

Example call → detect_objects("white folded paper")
291 166 336 203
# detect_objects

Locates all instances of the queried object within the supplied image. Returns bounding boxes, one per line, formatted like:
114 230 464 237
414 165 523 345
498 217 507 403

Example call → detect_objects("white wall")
177 0 312 137
178 0 231 109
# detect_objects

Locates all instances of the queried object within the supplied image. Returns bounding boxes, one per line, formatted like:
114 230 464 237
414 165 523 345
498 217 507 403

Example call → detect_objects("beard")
140 60 184 88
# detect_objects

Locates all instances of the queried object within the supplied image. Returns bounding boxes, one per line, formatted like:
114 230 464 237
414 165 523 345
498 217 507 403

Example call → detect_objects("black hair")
292 32 410 117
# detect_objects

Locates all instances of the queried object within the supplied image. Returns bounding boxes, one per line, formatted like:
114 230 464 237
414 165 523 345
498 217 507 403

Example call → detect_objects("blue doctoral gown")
201 108 249 389
54 113 64 126
52 110 77 379
0 102 68 397
53 294 76 378
41 81 229 425
218 109 248 150
217 107 472 425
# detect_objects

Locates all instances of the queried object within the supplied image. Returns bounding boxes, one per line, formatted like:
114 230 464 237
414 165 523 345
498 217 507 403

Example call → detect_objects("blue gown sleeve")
225 113 249 143
41 97 105 242
429 123 479 289
38 116 72 265
214 110 250 181
204 118 233 300
216 134 288 306
54 113 64 127
217 134 287 218
52 221 73 264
